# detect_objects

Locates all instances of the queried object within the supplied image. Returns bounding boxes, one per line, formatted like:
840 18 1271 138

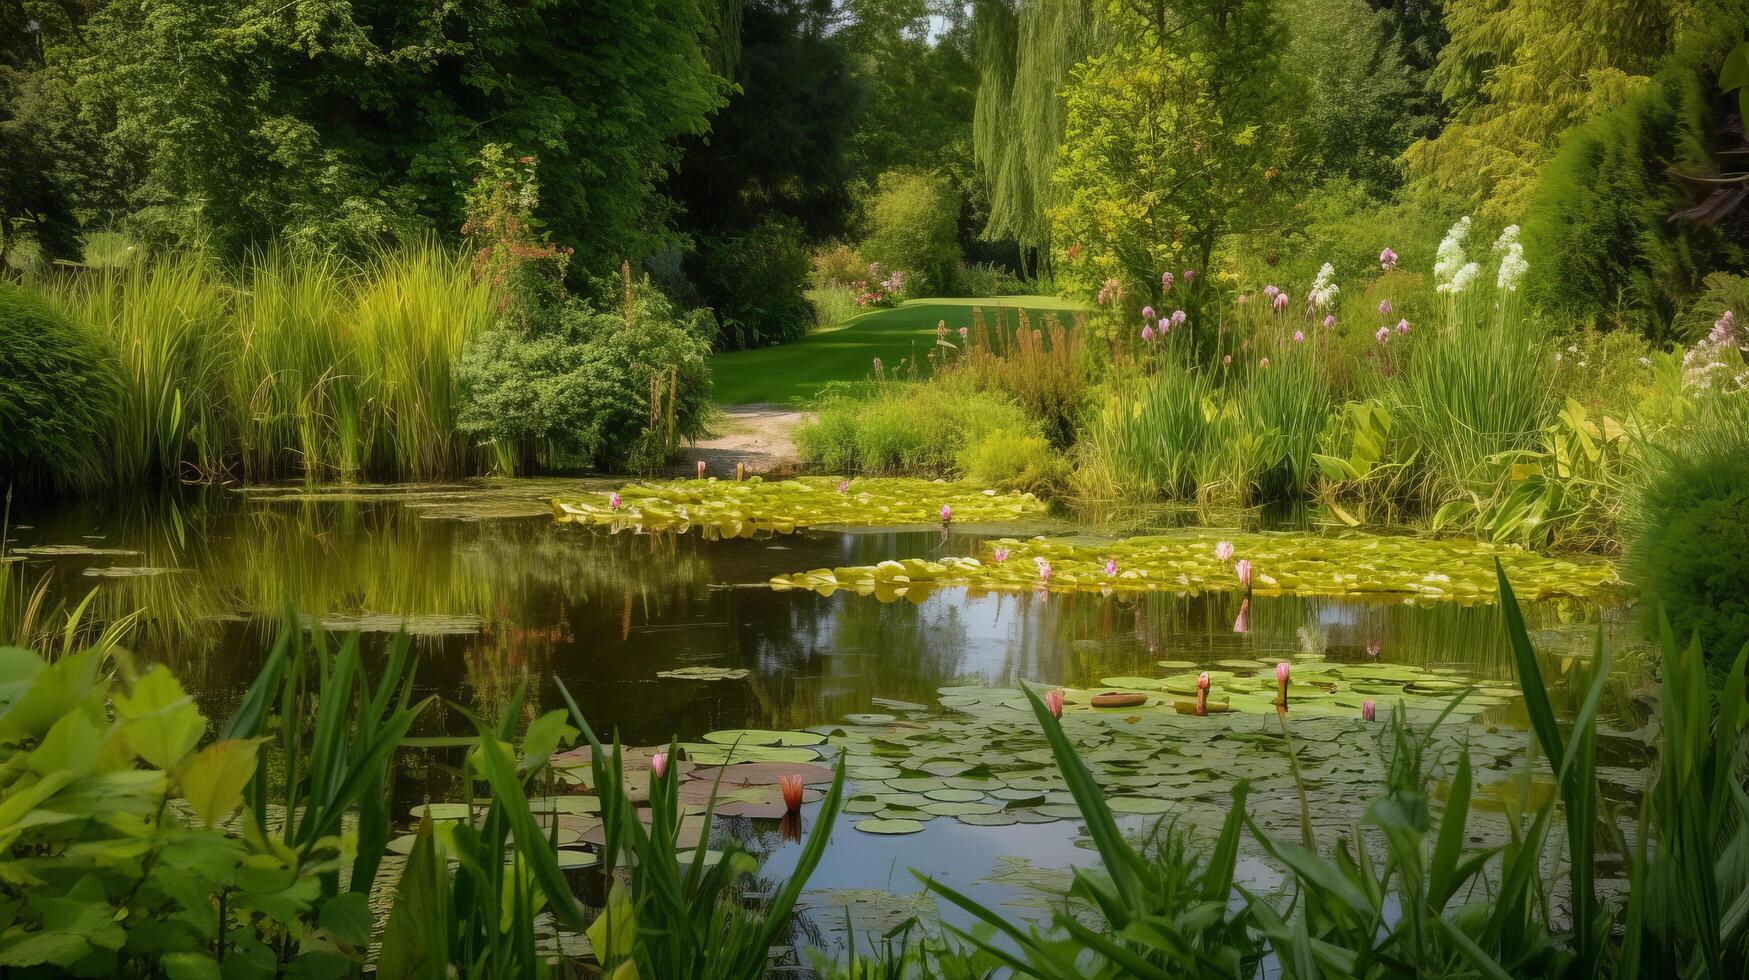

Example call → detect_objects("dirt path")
668 403 805 478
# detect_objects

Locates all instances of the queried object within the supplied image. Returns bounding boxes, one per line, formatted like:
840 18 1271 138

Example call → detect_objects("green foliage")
1283 0 1422 194
456 282 715 473
1075 365 1215 501
1052 0 1291 299
1671 272 1749 343
697 219 814 349
0 282 119 490
862 171 962 296
956 427 1069 494
1521 63 1744 338
1627 396 1749 663
953 261 1027 297
796 381 1043 477
42 0 730 269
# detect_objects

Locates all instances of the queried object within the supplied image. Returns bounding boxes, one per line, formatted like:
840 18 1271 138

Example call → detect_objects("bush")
957 427 1070 493
795 381 1043 478
861 171 961 296
1671 272 1749 343
0 283 119 489
805 286 860 331
808 243 867 288
1628 397 1749 663
693 219 813 350
456 283 713 473
953 261 1027 297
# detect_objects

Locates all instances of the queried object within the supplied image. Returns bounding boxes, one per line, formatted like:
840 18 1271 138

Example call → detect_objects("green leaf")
180 739 264 827
374 820 450 980
162 952 223 980
0 649 103 742
519 709 575 771
28 708 105 779
115 666 207 770
318 891 373 948
586 880 637 966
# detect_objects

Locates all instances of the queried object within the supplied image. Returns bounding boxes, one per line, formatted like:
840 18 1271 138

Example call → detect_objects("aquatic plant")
0 283 120 490
771 530 1623 604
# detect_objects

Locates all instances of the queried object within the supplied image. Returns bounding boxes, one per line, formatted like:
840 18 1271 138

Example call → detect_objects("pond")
1 479 1654 955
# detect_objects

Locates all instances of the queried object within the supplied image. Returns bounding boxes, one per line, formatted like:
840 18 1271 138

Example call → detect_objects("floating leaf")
854 818 926 835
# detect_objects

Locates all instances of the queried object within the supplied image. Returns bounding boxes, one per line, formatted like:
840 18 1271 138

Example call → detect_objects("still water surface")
3 480 1647 949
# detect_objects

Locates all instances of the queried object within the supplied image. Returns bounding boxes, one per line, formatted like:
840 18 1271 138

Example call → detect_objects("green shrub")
694 219 813 350
808 243 868 288
805 285 860 331
1671 272 1749 342
0 282 119 489
957 426 1070 493
796 381 1042 478
456 283 713 473
1075 365 1215 500
1628 397 1749 662
953 261 1026 297
861 170 961 296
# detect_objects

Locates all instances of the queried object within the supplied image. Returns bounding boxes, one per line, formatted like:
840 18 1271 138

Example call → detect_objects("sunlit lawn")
710 295 1086 405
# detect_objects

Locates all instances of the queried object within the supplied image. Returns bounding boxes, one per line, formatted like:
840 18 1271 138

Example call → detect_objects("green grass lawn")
710 295 1088 405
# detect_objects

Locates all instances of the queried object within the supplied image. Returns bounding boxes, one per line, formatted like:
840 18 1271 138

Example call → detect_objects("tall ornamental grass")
43 244 496 483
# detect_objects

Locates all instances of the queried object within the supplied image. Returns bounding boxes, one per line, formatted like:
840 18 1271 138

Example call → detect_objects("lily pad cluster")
551 477 1046 538
770 530 1623 603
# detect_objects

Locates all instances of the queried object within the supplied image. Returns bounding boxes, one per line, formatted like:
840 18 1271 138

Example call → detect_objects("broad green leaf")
180 738 264 827
587 880 637 966
115 667 207 770
28 708 105 779
374 820 450 980
519 709 575 771
0 649 103 741
318 892 373 948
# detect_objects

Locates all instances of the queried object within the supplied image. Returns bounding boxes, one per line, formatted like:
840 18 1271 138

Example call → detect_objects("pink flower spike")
1378 298 1392 316
1194 672 1210 715
1161 271 1175 291
779 774 804 812
992 547 1009 562
1184 269 1196 283
1263 284 1280 298
608 492 621 510
1362 700 1377 722
940 504 952 523
1171 309 1186 326
651 751 669 779
1104 558 1118 577
1236 558 1252 589
1215 541 1234 561
1141 324 1155 342
1275 662 1291 707
1323 314 1336 330
1197 672 1210 692
1379 247 1398 271
1044 689 1064 719
1293 330 1305 343
1142 305 1155 320
1375 326 1390 344
1396 319 1410 335
1272 293 1289 313
837 480 850 493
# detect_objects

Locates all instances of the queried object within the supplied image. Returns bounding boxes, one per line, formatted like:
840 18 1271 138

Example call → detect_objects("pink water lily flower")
696 460 707 478
1044 689 1064 718
1275 662 1291 706
1362 700 1377 722
1366 638 1381 658
1378 298 1392 316
992 547 1009 562
1375 326 1390 344
651 751 669 779
1142 305 1156 320
1233 598 1250 634
1195 671 1211 716
838 480 850 493
1396 318 1410 335
608 492 622 510
1379 247 1398 271
940 504 952 523
1215 541 1234 561
1035 557 1052 582
1104 559 1118 576
1235 558 1252 589
1293 330 1305 343
779 774 804 812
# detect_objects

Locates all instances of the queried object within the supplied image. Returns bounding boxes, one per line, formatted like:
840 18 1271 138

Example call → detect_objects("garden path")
670 402 804 477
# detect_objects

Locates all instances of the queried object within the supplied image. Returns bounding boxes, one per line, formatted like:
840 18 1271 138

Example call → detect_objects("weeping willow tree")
971 0 1102 275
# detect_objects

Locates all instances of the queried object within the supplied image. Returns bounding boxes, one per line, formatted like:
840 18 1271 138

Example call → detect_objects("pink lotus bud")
1142 305 1155 320
1379 247 1398 271
779 774 804 812
1375 326 1390 344
1396 319 1410 335
1275 662 1291 707
697 460 707 478
608 492 621 510
1378 298 1392 316
1362 700 1377 722
1323 315 1336 329
1194 671 1210 715
1044 689 1064 718
651 751 669 779
1196 672 1210 692
1104 559 1118 576
992 547 1009 562
1236 559 1252 589
940 504 952 523
1275 661 1291 684
1293 330 1305 343
1215 541 1234 561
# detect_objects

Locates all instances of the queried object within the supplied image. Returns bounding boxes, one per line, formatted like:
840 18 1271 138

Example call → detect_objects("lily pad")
854 818 926 835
